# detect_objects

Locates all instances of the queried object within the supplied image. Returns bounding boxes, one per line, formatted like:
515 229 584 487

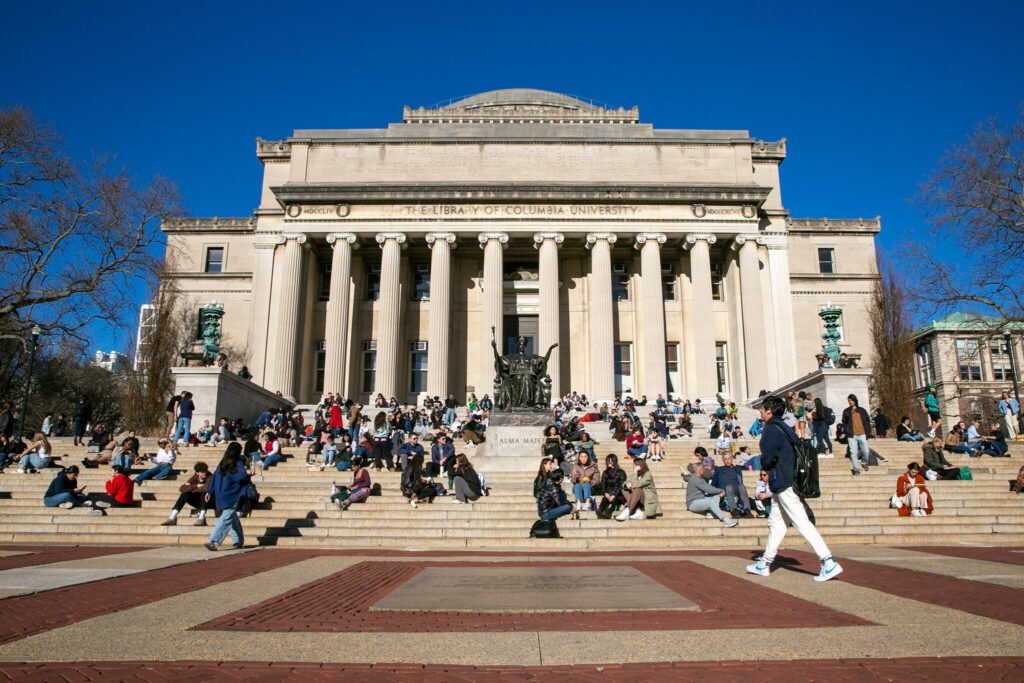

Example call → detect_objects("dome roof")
404 89 638 124
441 89 599 112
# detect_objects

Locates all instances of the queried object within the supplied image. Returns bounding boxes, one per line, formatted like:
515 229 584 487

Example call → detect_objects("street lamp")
1003 325 1023 434
17 326 42 440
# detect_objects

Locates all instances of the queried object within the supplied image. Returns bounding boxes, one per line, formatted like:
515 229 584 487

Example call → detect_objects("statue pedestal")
479 412 550 459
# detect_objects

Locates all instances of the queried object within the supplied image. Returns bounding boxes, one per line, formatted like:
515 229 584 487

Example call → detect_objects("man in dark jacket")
747 395 843 582
841 394 873 475
711 453 753 517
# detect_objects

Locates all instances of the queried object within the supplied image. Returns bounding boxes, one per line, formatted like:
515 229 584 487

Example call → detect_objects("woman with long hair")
17 432 52 472
596 454 627 519
204 442 251 551
570 450 600 512
533 457 556 498
812 397 833 455
370 412 394 471
616 459 661 521
452 453 482 503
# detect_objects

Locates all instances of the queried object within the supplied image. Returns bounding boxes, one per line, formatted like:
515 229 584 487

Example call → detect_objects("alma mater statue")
490 327 558 411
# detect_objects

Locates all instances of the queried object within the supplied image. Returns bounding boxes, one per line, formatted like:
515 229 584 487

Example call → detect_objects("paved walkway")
0 544 1020 681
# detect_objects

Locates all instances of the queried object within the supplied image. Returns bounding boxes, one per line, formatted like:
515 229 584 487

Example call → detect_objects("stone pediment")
404 89 639 124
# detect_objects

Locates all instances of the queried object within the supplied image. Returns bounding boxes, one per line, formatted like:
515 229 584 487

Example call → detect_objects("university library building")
161 89 880 405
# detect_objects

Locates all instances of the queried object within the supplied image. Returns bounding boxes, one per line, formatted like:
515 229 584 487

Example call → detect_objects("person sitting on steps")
922 436 961 480
402 452 436 508
686 462 737 528
596 454 627 519
616 459 661 521
162 462 212 526
134 438 176 485
570 451 600 513
536 468 574 522
451 454 482 504
895 461 933 517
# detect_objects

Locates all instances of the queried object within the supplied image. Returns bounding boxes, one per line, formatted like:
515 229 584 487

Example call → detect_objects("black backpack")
825 407 836 425
369 483 382 497
529 519 561 539
772 425 820 499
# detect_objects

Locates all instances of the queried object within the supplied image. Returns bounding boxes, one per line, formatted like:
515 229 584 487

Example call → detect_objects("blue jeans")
848 434 869 472
444 408 456 425
136 463 172 482
44 491 86 507
20 452 51 470
540 504 572 521
813 422 832 453
112 453 133 470
947 444 971 454
572 482 592 502
627 445 648 458
899 434 924 442
334 460 352 471
208 505 243 547
257 452 282 468
173 417 192 444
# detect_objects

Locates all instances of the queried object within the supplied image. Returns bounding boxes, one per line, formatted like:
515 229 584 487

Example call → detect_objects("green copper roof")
912 312 1024 338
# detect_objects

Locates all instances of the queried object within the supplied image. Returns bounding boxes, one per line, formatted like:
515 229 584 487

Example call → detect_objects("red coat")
105 474 135 506
896 473 933 516
329 405 343 429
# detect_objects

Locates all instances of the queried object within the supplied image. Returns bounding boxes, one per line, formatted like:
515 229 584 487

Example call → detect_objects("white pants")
1005 413 1018 440
762 487 832 563
901 487 929 510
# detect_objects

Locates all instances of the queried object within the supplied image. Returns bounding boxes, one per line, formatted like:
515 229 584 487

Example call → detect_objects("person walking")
204 443 251 551
841 394 873 476
747 395 843 582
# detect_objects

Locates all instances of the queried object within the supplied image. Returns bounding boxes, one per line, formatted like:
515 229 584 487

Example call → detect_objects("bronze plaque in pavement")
370 566 699 613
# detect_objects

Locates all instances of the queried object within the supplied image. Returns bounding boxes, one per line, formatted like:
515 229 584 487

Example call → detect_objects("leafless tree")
911 106 1024 326
869 259 916 422
0 106 181 345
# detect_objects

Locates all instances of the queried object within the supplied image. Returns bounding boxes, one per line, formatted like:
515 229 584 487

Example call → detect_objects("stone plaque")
479 413 550 457
370 566 699 613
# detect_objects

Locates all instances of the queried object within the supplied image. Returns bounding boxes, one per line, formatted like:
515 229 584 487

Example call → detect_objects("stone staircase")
0 436 1021 550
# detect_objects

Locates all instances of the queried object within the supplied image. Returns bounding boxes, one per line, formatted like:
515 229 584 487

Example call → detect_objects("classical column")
322 233 358 395
375 232 406 399
767 240 798 382
534 232 564 399
733 236 769 396
479 231 508 363
586 232 617 400
249 236 284 386
635 233 668 398
426 232 457 397
266 232 307 401
683 233 718 399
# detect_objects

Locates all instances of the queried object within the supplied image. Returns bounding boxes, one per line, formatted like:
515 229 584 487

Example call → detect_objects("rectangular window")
314 341 327 393
710 263 723 301
662 274 677 301
917 343 934 387
204 247 224 273
365 273 380 301
991 339 1016 382
409 341 428 393
412 267 431 301
612 264 630 301
715 342 728 393
361 341 377 393
818 248 835 274
319 262 331 302
956 339 982 381
665 343 680 395
614 343 633 394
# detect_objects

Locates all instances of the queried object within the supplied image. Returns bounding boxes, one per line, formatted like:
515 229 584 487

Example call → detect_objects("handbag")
959 467 973 480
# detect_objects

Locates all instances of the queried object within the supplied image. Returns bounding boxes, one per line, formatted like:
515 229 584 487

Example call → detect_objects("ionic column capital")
730 234 765 251
375 232 408 249
533 232 565 249
633 232 667 250
326 232 359 249
585 232 618 249
682 233 717 250
478 232 510 249
426 232 458 248
280 232 308 245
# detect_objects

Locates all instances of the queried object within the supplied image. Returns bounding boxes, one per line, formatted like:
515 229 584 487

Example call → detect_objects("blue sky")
3 0 1022 352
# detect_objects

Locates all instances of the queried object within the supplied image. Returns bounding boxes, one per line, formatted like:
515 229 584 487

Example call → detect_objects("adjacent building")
911 312 1023 429
161 89 881 405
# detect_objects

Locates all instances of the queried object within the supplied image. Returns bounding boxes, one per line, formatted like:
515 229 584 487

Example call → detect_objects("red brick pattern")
782 549 1024 627
0 549 316 645
198 560 869 633
0 545 148 572
898 545 1024 567
0 657 1021 682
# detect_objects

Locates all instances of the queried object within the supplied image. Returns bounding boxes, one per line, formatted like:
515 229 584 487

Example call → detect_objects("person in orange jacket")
896 462 933 517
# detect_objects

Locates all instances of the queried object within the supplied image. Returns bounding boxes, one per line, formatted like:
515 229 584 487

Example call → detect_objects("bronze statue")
490 327 557 411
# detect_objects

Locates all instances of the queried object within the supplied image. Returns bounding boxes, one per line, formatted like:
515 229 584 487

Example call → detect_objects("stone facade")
161 89 881 405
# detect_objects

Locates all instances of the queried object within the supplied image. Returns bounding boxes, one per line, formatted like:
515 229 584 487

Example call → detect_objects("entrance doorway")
504 315 538 355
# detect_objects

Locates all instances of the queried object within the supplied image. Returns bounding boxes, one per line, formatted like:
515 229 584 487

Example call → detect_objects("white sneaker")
409 500 418 509
93 501 111 509
615 509 630 522
629 509 645 520
723 518 738 528
705 512 715 519
927 430 936 438
814 558 844 582
59 501 74 509
911 509 926 517
746 558 771 577
15 469 24 474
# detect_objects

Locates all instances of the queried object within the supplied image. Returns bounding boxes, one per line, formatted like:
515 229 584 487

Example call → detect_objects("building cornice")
256 137 291 162
750 138 786 163
270 183 773 206
162 217 257 234
789 217 881 234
